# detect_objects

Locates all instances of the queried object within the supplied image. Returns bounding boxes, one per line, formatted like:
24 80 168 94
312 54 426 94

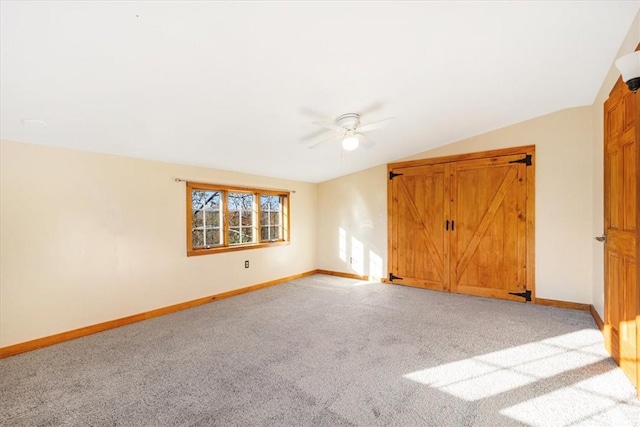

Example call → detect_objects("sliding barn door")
604 78 637 388
389 164 448 291
450 155 529 302
387 146 534 303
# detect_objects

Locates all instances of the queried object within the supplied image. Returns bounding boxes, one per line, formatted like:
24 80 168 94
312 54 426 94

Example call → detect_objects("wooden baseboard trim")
381 284 591 311
315 269 368 281
589 304 605 331
534 298 590 311
0 270 318 359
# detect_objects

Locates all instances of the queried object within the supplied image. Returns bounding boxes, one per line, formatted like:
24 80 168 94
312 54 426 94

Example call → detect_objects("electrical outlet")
245 260 249 268
349 257 353 264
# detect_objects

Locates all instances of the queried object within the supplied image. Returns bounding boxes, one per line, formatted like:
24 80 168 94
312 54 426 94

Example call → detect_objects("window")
187 182 289 256
228 192 255 245
260 195 283 242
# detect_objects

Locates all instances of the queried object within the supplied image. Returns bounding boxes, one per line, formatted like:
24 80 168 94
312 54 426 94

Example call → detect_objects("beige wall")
591 12 640 319
318 106 595 304
317 164 388 281
0 139 317 347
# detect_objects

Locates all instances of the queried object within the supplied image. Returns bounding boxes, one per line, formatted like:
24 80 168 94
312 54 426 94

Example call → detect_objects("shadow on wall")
338 226 383 281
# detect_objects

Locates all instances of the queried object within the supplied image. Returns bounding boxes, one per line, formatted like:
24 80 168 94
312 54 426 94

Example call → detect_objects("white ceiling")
1 1 638 183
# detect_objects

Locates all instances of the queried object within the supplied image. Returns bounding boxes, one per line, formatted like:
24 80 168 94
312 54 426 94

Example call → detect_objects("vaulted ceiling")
1 2 638 182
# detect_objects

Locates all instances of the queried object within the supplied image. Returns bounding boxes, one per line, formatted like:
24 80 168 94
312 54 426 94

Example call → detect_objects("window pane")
205 192 221 210
260 226 281 241
261 195 281 211
228 193 240 210
270 226 280 240
260 226 269 241
192 229 204 248
229 228 241 245
228 193 254 246
242 195 254 210
269 211 280 225
193 191 221 210
205 228 220 246
242 228 253 243
241 211 253 227
228 211 240 227
230 192 254 210
192 190 221 244
192 213 203 229
192 191 206 210
205 210 220 227
259 195 283 238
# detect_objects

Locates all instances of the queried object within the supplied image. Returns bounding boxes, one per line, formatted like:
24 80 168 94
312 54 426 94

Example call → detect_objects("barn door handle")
594 235 607 243
451 220 455 231
445 220 449 230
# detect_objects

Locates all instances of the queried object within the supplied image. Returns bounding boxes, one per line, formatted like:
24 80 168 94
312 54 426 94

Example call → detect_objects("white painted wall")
0 139 317 347
317 107 595 304
591 12 640 320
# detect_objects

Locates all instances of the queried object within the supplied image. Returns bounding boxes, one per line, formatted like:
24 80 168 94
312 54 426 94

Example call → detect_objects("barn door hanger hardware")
509 154 532 166
389 171 404 180
508 289 532 301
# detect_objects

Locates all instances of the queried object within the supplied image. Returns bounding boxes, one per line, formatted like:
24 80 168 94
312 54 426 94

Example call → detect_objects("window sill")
187 241 290 257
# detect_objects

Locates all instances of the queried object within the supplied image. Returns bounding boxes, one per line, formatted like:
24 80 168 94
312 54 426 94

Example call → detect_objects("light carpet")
1 274 638 426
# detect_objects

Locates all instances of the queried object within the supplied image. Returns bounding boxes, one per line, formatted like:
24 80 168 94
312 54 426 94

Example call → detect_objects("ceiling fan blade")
308 133 340 150
300 128 331 142
357 117 396 133
312 121 344 132
356 102 383 117
358 133 377 150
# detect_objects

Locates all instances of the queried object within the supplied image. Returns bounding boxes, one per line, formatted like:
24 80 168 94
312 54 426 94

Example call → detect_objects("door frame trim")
386 145 536 303
632 42 640 395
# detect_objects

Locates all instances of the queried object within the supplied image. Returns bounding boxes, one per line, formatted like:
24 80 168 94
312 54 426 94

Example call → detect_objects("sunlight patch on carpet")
403 329 608 402
499 370 640 426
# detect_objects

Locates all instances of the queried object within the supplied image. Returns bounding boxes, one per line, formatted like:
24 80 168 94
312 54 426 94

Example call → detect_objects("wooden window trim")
186 182 290 256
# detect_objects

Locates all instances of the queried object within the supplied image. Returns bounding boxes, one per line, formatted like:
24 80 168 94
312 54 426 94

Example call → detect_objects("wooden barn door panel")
388 146 533 301
604 79 638 388
389 164 448 291
450 155 528 301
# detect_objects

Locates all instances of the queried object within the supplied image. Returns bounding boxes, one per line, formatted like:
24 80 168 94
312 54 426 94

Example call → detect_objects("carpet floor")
1 274 639 426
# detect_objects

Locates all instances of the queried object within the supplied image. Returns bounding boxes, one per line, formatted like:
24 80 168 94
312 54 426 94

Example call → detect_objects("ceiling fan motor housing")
336 113 360 131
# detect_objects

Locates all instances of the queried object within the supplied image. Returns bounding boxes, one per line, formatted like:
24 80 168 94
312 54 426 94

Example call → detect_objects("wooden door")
388 146 534 301
450 155 529 302
604 78 638 388
389 164 448 291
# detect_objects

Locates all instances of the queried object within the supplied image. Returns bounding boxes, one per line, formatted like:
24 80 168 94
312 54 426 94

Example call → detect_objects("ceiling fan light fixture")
342 135 359 151
615 51 640 92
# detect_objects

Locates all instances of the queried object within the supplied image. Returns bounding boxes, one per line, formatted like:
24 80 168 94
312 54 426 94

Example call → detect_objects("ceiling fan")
308 113 395 151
